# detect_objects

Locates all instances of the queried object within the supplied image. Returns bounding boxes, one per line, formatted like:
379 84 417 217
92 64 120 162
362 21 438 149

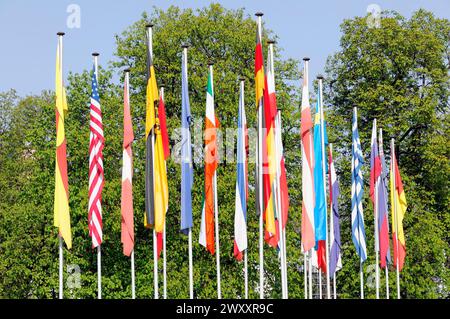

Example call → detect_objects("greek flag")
351 108 367 262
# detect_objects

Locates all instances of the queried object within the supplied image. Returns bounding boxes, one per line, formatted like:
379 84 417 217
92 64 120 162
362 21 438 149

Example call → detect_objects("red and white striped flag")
88 65 104 248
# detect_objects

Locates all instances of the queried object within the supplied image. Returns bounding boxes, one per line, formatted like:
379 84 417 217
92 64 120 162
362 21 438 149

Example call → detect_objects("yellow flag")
54 39 72 249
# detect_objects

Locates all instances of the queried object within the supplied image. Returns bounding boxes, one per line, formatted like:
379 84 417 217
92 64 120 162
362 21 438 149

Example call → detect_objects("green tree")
324 9 450 298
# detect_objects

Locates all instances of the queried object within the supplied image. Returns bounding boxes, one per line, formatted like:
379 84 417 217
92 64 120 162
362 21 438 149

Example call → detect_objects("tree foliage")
0 5 448 299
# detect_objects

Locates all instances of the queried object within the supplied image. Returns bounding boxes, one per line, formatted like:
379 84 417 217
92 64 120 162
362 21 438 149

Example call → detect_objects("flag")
154 91 170 259
370 121 390 268
351 108 367 262
180 51 193 234
199 68 219 255
88 64 105 249
329 147 342 277
379 130 391 267
53 38 71 249
121 72 134 257
262 46 278 247
300 59 315 253
390 148 407 271
267 46 289 238
313 86 328 244
234 81 248 261
144 28 159 229
313 85 328 273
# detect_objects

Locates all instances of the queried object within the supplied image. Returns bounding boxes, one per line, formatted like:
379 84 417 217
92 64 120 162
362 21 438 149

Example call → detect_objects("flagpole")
391 138 401 299
329 143 337 300
318 268 322 299
277 107 289 298
92 52 102 300
269 39 287 299
360 261 364 299
317 76 331 299
256 11 264 300
308 251 313 299
124 68 136 299
182 44 194 300
146 23 159 300
379 128 390 299
209 62 221 300
372 119 380 299
239 76 249 300
160 85 168 300
303 250 307 299
57 31 65 300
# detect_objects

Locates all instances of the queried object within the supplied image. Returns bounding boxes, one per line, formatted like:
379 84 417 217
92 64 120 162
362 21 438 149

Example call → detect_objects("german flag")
144 26 159 229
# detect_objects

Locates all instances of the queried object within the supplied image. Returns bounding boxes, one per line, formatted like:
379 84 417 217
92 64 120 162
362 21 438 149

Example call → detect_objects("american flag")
351 108 367 262
88 65 104 248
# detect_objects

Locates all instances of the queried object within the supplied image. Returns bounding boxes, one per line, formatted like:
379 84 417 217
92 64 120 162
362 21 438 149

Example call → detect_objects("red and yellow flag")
390 151 407 271
53 38 71 249
255 24 276 244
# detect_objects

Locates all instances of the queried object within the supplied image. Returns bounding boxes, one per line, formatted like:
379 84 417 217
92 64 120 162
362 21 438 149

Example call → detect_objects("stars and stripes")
88 64 105 248
351 108 367 262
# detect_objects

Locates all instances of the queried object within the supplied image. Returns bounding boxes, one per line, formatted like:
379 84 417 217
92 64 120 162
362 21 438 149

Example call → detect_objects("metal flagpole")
239 77 248 300
317 76 331 299
267 41 287 299
147 23 159 300
308 251 312 299
277 107 289 298
318 268 322 299
92 52 102 300
182 45 194 300
333 274 337 299
303 246 308 299
373 119 380 299
329 143 337 300
256 11 264 300
360 261 364 299
57 31 65 300
379 128 390 299
160 85 167 300
208 63 221 299
124 69 136 300
391 139 400 299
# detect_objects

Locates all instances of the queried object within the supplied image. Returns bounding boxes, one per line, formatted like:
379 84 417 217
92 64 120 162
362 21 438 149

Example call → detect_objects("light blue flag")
313 86 328 245
180 51 193 234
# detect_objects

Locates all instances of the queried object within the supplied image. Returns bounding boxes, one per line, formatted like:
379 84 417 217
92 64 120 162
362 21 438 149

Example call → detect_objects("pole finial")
317 74 324 80
146 23 154 28
303 57 310 61
255 12 264 17
181 43 189 49
207 61 214 66
239 77 246 82
124 68 131 73
92 52 100 57
57 32 65 36
267 40 275 44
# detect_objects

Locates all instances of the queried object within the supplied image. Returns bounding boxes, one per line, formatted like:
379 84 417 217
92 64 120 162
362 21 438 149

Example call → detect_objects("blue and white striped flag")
351 107 367 262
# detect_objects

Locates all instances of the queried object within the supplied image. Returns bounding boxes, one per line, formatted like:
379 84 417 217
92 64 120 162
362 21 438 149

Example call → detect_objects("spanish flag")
53 37 71 249
390 149 407 271
255 23 276 242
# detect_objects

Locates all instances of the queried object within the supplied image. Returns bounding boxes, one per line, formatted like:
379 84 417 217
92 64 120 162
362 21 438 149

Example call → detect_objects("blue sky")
0 0 449 96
